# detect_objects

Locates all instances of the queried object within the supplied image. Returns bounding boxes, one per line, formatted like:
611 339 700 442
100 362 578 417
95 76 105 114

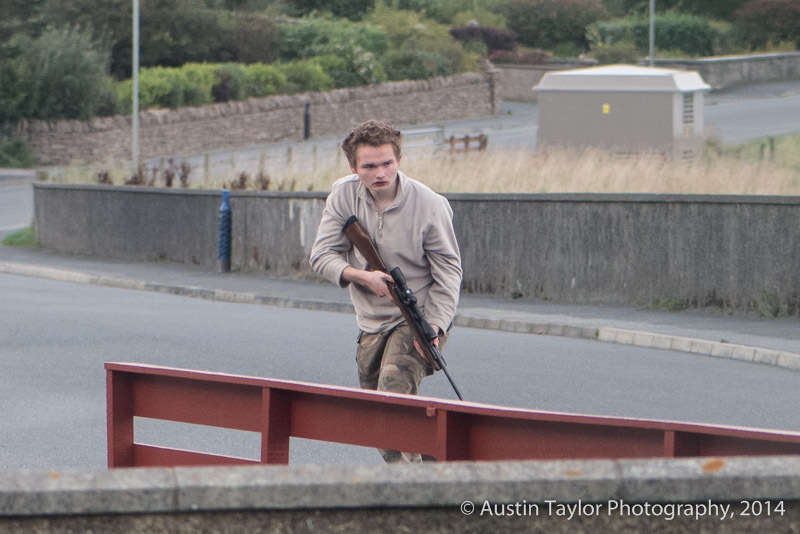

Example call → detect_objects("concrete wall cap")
3 457 800 517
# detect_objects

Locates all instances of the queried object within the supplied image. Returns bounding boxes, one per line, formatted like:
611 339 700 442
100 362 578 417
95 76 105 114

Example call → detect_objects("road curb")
2 260 799 373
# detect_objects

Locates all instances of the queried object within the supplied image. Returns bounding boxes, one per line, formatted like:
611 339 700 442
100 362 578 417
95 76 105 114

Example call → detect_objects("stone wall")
33 185 800 315
496 53 800 102
19 71 500 166
651 53 800 90
494 60 597 102
2 458 799 532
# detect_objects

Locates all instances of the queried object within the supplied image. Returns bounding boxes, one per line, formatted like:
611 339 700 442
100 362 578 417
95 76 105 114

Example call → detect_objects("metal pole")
649 0 655 67
132 0 140 168
218 190 232 273
303 101 311 140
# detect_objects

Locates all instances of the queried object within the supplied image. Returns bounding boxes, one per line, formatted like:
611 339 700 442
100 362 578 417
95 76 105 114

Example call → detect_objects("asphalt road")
0 184 32 235
2 273 798 469
705 81 800 145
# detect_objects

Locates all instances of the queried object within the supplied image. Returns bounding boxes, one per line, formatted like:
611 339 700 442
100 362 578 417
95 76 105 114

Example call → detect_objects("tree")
41 0 274 77
286 0 377 21
0 0 49 58
501 0 608 51
602 0 748 20
734 0 800 49
2 26 111 122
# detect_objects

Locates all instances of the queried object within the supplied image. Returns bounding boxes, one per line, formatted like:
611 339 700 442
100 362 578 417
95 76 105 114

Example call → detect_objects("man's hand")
342 266 393 298
413 323 440 357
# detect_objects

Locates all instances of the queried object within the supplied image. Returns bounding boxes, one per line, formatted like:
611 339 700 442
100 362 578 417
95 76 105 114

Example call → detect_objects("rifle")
343 215 464 401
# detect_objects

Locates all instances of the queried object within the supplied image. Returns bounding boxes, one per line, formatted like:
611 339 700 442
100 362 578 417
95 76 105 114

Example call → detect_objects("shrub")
243 63 287 97
286 0 377 21
276 61 335 93
449 25 517 53
212 63 249 102
181 63 219 102
487 47 551 64
277 16 388 86
395 0 502 24
227 12 281 64
381 50 451 81
500 0 608 51
0 134 35 168
278 16 388 61
734 0 800 50
451 9 509 30
366 3 481 76
116 67 189 112
3 26 111 121
590 42 640 64
639 12 716 56
588 13 719 57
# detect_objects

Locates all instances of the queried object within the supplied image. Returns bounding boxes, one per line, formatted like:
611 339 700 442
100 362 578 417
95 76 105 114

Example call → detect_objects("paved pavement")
1 241 798 373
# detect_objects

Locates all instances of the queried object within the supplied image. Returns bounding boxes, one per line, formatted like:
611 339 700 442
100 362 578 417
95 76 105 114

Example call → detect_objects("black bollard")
304 102 311 140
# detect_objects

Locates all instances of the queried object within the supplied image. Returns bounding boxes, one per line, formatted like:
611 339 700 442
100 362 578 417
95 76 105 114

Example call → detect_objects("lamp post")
132 0 140 168
649 0 655 67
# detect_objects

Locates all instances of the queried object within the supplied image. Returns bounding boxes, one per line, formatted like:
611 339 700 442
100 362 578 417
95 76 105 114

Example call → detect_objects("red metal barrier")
107 362 800 468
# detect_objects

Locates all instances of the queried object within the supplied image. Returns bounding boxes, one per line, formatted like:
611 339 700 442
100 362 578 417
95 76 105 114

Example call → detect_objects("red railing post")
261 387 291 465
106 369 135 468
435 408 470 461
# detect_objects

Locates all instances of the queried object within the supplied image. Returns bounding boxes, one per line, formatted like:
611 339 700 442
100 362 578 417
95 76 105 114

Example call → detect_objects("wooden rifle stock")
343 215 463 400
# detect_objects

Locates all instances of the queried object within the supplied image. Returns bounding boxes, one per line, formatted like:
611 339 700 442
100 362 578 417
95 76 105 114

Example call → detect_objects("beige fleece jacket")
309 171 462 334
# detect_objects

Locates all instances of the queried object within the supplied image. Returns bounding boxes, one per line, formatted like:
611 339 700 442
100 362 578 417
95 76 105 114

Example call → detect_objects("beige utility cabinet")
533 65 711 160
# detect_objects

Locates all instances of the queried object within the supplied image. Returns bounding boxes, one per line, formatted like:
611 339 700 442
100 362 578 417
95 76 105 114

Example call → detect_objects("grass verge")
2 226 36 247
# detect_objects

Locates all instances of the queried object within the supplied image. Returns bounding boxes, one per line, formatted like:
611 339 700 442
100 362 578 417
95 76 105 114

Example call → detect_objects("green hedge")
115 61 335 113
588 13 718 56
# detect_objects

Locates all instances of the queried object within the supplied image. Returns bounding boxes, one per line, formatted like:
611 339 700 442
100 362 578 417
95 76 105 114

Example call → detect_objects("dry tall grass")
400 146 800 195
54 136 800 195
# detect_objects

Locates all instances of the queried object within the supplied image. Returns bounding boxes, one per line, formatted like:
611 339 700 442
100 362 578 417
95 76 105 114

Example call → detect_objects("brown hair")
341 119 402 167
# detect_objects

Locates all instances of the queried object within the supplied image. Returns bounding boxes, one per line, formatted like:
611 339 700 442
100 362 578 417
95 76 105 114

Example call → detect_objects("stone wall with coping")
18 71 500 166
1 457 799 531
650 53 800 90
496 53 800 101
33 184 800 314
494 59 597 102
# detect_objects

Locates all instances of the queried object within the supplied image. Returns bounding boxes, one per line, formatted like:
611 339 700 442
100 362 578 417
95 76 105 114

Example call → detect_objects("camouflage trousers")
356 323 449 464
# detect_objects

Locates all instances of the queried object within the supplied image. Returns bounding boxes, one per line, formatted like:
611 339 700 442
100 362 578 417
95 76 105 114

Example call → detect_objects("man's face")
350 143 400 198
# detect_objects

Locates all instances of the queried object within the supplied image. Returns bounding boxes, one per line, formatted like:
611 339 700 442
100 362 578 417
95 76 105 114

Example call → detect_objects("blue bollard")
218 189 231 273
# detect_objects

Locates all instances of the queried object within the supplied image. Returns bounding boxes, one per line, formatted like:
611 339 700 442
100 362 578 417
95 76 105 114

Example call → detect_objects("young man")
309 119 462 463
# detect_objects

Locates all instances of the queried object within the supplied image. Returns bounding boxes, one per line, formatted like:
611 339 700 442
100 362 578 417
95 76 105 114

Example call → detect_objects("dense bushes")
365 4 483 79
734 0 800 50
588 13 717 57
0 134 35 168
3 0 798 126
0 26 111 122
500 0 608 52
278 17 388 86
450 25 517 53
115 61 335 113
43 1 281 77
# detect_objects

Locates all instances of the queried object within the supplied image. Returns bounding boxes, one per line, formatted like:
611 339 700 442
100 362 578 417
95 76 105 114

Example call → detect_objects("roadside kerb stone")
2 261 799 373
